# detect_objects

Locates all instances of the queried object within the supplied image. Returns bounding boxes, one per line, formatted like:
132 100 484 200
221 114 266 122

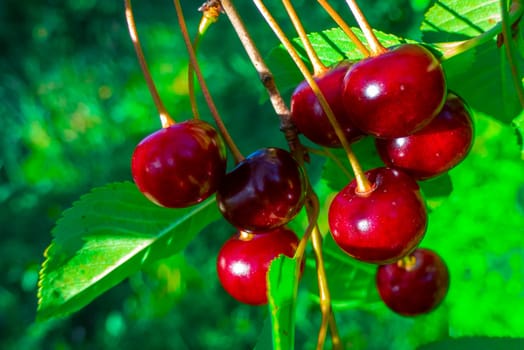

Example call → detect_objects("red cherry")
376 248 450 316
216 148 307 232
131 120 227 208
375 93 474 180
342 44 446 138
290 64 364 147
216 227 300 305
328 167 427 264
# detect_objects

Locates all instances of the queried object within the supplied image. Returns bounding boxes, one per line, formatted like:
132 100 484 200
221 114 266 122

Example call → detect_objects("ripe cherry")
290 64 363 147
376 248 450 316
216 227 300 305
342 44 446 138
328 167 427 264
131 119 227 208
216 148 307 232
375 93 474 180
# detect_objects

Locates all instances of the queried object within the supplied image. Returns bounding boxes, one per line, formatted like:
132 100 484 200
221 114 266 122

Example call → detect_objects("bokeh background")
1 0 523 349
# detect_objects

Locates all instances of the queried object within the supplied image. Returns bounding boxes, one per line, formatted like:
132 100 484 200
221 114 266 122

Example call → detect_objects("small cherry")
216 227 300 305
290 63 364 147
131 119 227 208
342 44 446 138
376 248 450 316
328 167 427 264
375 93 474 180
216 148 307 232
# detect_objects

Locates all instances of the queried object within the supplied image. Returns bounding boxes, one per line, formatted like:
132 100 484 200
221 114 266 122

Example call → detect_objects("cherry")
216 148 307 232
376 248 450 316
290 64 364 147
131 119 227 208
216 227 300 305
375 93 474 180
342 44 446 138
328 167 427 264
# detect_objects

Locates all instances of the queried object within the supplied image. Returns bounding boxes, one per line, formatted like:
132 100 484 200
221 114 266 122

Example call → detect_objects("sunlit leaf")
421 0 500 41
37 182 220 320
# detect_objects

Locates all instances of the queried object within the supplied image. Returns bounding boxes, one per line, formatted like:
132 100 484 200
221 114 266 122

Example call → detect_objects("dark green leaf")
37 182 220 320
418 337 524 350
253 318 273 350
267 255 301 350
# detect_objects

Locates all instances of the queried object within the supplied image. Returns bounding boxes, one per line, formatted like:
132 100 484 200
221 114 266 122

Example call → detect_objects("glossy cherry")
375 93 474 180
376 248 450 316
342 44 446 138
290 64 364 147
131 119 227 208
216 148 307 232
216 227 300 305
328 167 427 264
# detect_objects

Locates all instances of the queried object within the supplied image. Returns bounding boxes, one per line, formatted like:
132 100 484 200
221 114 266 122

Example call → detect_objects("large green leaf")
421 0 500 42
37 182 220 320
267 255 301 350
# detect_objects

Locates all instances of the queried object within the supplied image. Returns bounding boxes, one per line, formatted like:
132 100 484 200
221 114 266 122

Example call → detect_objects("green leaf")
267 28 406 92
421 0 500 42
418 337 524 350
442 42 521 123
317 234 378 310
515 109 524 158
267 255 301 350
37 182 220 320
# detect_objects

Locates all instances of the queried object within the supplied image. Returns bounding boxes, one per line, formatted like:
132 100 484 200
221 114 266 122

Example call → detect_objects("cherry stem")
282 0 327 75
188 3 223 120
310 224 342 350
220 0 306 160
317 0 370 57
124 0 174 128
173 0 244 163
294 191 319 266
344 0 386 56
307 147 352 179
187 26 203 120
436 0 524 60
253 0 372 193
500 0 524 108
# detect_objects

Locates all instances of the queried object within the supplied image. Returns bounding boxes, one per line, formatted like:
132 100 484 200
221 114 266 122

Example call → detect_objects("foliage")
1 0 523 349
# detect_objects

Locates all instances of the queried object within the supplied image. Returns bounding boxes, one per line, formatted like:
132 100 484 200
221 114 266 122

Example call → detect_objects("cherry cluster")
291 43 473 315
131 126 307 305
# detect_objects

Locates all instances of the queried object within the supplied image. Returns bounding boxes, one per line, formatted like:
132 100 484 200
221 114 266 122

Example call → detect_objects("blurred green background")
1 0 523 349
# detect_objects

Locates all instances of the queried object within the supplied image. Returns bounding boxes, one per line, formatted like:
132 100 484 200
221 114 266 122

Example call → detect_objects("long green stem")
172 0 244 163
253 0 371 193
124 0 174 127
344 0 386 56
500 0 524 108
282 0 327 75
188 4 223 120
317 0 370 57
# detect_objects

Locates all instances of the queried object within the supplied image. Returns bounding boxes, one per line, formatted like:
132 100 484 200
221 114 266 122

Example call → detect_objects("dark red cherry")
375 93 474 180
342 44 446 138
216 148 307 232
290 64 364 147
131 119 227 208
376 248 450 316
216 227 300 305
328 167 427 264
